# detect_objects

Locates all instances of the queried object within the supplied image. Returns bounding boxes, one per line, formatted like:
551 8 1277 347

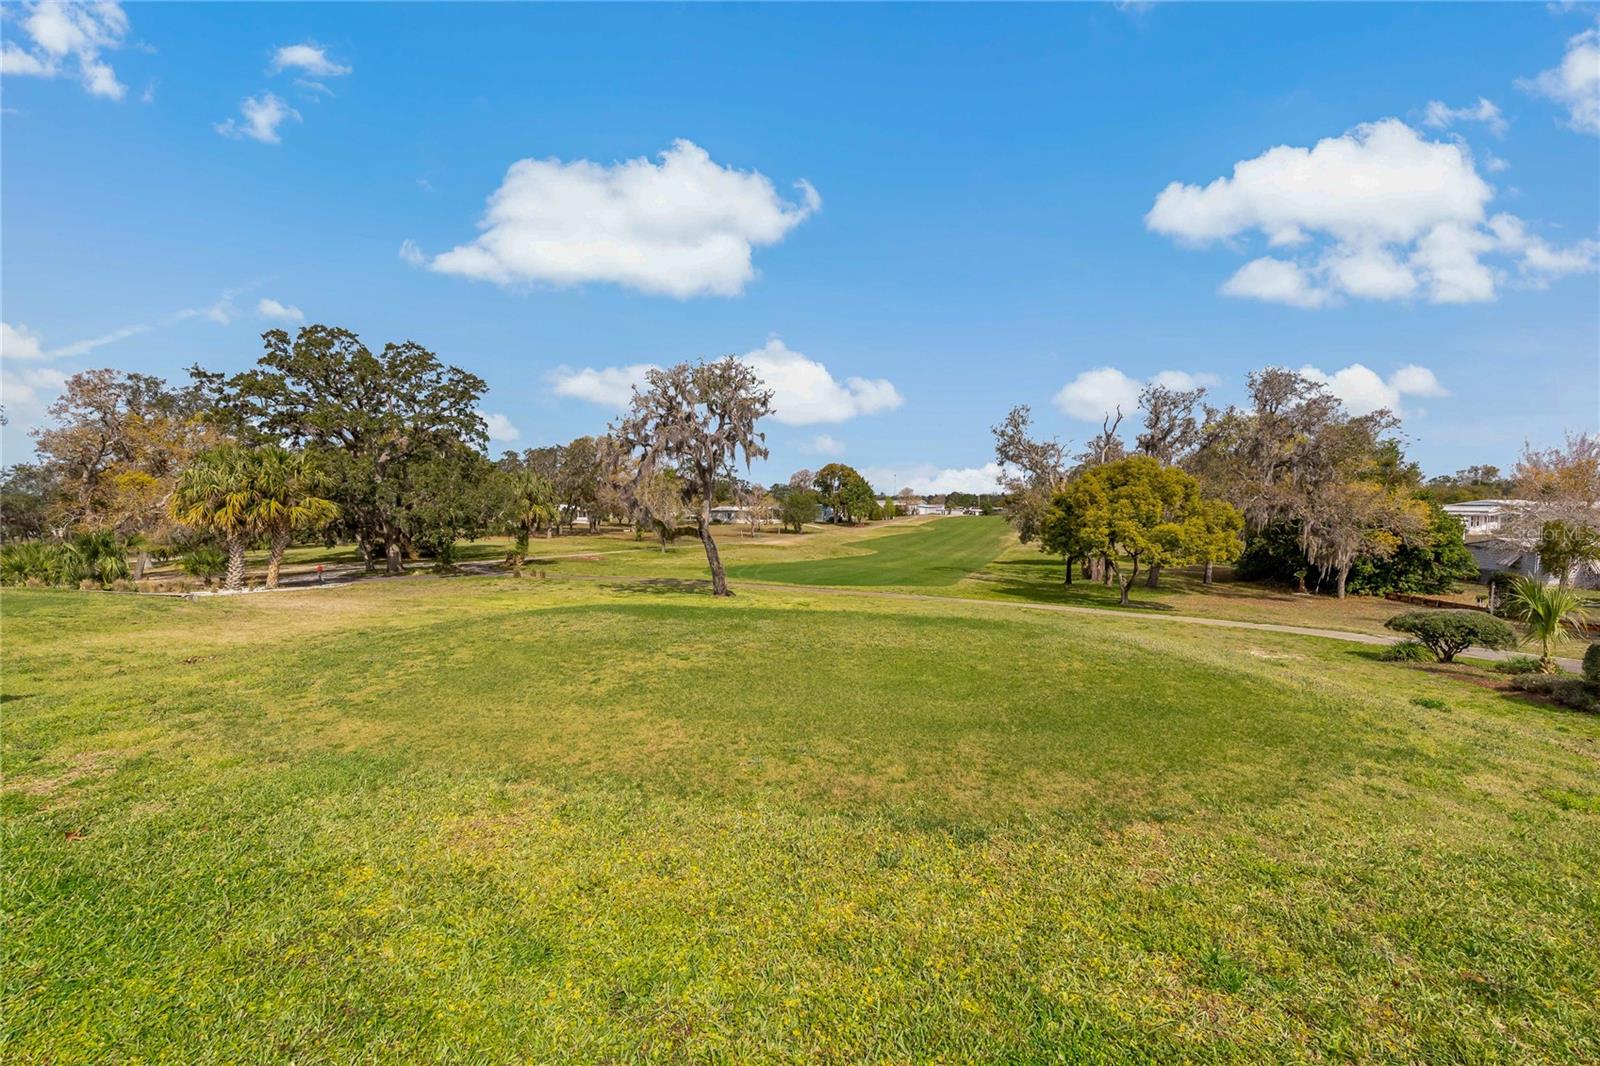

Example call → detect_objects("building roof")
1441 499 1531 514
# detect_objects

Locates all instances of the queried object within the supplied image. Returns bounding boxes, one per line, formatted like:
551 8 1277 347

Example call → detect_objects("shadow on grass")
972 557 1180 613
597 578 714 598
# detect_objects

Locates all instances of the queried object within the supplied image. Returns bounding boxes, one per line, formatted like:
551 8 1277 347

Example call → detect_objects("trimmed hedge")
1383 609 1515 663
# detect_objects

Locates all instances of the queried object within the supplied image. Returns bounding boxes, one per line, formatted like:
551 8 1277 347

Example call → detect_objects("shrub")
1511 674 1600 714
1380 640 1435 662
1584 643 1600 684
180 545 227 579
1384 610 1516 663
1 535 128 588
1496 655 1545 676
1 541 55 585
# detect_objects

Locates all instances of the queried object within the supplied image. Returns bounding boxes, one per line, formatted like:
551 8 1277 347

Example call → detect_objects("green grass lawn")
167 515 1439 639
4 579 1598 1062
495 517 1421 636
726 515 1012 587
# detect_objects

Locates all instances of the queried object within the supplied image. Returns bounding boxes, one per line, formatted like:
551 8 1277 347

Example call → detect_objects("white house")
1443 499 1600 588
709 505 758 524
1440 499 1527 535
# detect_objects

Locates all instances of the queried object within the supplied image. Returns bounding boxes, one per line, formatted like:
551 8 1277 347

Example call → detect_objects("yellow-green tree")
1041 456 1242 604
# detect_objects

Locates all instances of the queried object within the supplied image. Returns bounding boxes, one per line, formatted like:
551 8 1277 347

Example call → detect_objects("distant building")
1442 499 1600 588
1463 537 1599 588
1440 499 1527 535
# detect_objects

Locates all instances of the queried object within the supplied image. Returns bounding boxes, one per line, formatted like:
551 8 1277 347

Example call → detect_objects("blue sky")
3 2 1597 492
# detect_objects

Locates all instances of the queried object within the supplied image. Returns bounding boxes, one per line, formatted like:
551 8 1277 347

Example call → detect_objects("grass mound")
4 581 1598 1061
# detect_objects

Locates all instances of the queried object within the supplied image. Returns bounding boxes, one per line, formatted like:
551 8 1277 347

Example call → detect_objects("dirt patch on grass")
7 749 118 799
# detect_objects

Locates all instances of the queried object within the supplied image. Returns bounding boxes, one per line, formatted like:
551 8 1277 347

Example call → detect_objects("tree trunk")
266 532 290 589
225 535 247 592
1145 564 1162 589
1336 565 1348 600
1118 576 1131 606
1063 555 1073 585
698 508 731 596
133 550 150 581
385 537 403 575
1203 560 1214 585
1081 558 1093 580
358 536 375 573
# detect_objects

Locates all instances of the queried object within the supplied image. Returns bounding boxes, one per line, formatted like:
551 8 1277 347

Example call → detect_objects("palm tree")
171 446 257 591
504 471 556 574
250 447 338 588
1505 576 1589 672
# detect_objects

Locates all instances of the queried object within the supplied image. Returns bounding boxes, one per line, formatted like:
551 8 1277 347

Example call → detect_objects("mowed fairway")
4 580 1600 1063
728 515 1012 587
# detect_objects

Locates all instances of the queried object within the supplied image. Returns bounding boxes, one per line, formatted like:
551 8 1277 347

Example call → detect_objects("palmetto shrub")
1 535 129 588
180 545 228 580
1 542 57 585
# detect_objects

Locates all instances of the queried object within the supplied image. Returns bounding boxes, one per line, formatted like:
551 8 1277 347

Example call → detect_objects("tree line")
0 326 912 594
994 369 1598 600
5 325 1593 599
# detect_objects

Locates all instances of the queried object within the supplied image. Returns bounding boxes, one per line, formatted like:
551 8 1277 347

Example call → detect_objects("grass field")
726 515 1012 587
497 517 1424 636
5 576 1599 1062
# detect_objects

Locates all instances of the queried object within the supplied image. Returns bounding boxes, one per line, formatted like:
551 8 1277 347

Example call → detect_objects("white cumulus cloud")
270 43 350 78
1053 366 1218 422
1422 97 1508 135
741 339 901 425
483 412 521 443
256 298 304 323
549 339 901 427
426 139 820 297
1 321 47 361
1522 26 1600 134
550 363 655 408
216 92 300 144
1298 362 1447 417
1147 118 1596 307
803 434 845 455
858 463 1005 496
1220 257 1333 308
0 363 68 422
1 0 129 100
